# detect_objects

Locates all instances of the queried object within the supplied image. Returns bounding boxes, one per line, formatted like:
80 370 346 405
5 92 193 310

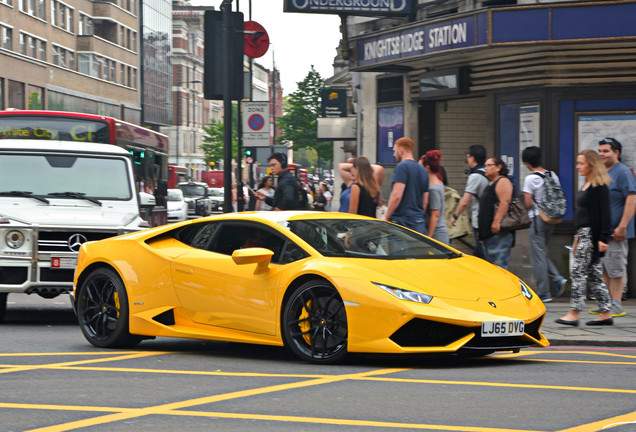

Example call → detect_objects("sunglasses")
599 138 618 150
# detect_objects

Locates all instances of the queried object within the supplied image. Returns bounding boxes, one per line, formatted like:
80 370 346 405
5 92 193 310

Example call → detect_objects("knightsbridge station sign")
357 16 479 67
284 0 411 15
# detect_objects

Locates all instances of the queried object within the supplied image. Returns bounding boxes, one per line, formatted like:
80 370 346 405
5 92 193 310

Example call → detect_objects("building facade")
140 0 172 127
0 0 141 121
163 2 221 179
338 0 636 292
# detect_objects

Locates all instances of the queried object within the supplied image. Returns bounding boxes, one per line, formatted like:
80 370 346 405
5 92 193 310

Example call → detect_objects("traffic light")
244 148 252 157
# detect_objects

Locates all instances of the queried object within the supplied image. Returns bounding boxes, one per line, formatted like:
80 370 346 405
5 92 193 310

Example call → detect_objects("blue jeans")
529 216 562 298
481 231 514 269
390 215 427 236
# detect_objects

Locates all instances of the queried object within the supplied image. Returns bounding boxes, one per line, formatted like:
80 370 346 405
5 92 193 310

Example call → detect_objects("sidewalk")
541 298 636 347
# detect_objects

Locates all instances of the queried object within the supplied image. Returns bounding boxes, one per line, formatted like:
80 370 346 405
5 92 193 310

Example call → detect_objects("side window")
209 224 286 263
175 222 218 250
281 242 308 264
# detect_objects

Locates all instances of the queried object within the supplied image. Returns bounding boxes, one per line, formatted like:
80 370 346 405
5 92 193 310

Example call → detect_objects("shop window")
27 85 43 109
377 75 403 104
8 80 25 109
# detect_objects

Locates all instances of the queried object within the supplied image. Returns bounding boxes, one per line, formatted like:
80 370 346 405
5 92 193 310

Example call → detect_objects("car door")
171 221 287 335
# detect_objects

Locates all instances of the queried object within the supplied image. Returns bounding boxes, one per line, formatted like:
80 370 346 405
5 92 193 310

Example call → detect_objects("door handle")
175 266 194 275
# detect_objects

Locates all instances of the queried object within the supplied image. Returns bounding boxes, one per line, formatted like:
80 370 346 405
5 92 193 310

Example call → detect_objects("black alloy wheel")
283 280 348 364
76 268 141 348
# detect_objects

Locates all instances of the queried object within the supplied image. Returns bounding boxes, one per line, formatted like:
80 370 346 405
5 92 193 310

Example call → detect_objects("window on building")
20 0 45 19
79 14 93 35
19 33 25 54
8 80 25 109
131 31 136 52
0 78 4 110
120 63 125 84
1 24 12 50
51 0 74 32
132 68 137 89
27 84 43 109
53 44 74 68
377 75 404 104
119 26 124 47
38 39 45 60
1 0 13 7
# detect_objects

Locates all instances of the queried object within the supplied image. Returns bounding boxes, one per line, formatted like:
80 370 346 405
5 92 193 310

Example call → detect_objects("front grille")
390 319 473 347
39 268 74 282
0 267 28 284
37 231 118 253
390 316 545 349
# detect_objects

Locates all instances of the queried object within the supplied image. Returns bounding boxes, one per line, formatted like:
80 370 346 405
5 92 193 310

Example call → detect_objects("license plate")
481 320 525 337
51 257 77 269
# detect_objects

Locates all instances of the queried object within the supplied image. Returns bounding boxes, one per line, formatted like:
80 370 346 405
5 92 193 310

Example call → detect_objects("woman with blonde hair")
420 150 449 244
348 156 383 217
556 149 613 327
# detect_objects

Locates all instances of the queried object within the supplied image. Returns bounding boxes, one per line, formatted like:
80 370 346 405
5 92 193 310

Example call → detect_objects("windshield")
167 189 183 201
208 188 223 197
281 219 459 259
178 184 206 196
0 153 132 200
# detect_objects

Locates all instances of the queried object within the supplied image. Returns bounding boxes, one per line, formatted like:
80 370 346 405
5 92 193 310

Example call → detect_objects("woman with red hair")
420 150 449 244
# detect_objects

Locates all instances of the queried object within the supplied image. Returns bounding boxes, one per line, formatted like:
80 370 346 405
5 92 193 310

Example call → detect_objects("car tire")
76 267 142 348
0 293 7 323
282 280 348 364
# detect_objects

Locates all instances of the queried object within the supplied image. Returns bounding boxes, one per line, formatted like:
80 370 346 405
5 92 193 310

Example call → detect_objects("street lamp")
175 79 202 168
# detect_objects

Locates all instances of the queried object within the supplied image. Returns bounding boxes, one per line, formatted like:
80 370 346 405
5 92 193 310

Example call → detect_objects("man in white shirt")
522 146 567 303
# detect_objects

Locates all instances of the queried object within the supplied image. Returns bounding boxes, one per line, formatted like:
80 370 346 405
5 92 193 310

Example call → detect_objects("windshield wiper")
47 192 102 206
0 190 50 204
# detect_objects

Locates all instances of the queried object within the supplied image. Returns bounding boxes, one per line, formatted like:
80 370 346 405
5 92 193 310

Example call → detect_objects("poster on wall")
377 106 404 164
576 113 636 189
518 105 540 182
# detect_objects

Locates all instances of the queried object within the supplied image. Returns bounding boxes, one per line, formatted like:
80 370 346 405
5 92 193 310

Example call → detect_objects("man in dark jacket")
256 152 299 210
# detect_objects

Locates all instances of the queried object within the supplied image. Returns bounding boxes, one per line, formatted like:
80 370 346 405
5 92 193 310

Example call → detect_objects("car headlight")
520 279 533 300
373 282 433 304
6 230 25 248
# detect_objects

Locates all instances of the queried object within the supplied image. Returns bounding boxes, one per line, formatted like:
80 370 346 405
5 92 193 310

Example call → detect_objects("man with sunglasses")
595 138 636 317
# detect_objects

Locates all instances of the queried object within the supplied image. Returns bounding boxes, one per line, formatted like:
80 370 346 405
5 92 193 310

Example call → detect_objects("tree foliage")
277 66 332 167
201 103 238 167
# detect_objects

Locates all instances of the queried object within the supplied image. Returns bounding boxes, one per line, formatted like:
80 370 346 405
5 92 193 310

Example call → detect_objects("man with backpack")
522 146 568 303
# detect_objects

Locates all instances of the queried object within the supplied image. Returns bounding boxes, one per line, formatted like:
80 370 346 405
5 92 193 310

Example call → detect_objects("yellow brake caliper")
299 300 312 344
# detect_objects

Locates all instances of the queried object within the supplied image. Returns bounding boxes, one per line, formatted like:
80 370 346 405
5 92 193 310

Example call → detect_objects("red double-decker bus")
0 110 169 224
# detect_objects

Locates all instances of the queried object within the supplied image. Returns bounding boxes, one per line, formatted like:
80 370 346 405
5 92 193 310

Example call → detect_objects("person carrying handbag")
477 157 515 269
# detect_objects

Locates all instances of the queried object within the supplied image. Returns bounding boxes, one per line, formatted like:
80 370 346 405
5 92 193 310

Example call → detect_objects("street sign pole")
222 0 233 213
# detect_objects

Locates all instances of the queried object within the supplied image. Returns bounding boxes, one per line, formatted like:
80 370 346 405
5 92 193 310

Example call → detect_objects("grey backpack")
533 171 567 224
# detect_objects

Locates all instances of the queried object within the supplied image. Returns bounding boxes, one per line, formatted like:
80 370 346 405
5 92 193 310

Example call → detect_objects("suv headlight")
373 282 433 304
6 230 25 249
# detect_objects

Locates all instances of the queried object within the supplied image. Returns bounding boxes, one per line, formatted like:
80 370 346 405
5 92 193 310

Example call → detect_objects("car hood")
332 255 521 301
0 201 140 227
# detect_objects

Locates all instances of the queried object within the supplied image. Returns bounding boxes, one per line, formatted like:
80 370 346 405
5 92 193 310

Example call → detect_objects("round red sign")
244 21 269 59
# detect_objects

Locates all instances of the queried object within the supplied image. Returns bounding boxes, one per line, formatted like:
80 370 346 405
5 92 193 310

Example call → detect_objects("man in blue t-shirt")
596 138 636 317
384 137 429 235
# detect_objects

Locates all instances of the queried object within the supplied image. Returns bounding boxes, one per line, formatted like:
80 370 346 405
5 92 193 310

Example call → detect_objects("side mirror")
232 247 274 274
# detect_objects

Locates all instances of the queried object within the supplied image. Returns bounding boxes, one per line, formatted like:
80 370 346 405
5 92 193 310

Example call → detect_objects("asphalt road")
2 294 636 432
